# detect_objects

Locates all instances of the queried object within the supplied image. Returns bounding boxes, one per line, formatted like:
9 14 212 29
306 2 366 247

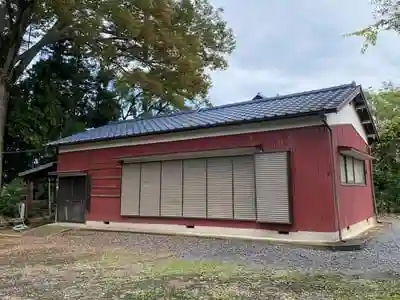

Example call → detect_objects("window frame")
339 154 366 186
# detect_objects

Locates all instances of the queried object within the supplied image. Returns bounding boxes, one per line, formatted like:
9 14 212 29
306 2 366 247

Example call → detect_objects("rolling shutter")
183 159 207 218
161 160 183 217
139 162 161 216
120 163 140 216
255 152 291 224
207 157 233 219
233 156 256 220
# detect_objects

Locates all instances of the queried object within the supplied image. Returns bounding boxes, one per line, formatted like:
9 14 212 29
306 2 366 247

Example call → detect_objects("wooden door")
57 176 87 223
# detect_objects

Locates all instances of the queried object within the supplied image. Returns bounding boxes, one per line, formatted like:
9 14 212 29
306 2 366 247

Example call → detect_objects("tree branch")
12 19 69 80
3 0 34 77
6 0 14 27
0 3 6 34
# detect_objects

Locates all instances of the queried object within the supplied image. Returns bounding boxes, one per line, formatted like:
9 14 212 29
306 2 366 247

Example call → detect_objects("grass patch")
99 259 400 299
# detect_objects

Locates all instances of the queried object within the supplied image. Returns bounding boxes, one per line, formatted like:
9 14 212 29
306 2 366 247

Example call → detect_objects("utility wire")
3 148 51 154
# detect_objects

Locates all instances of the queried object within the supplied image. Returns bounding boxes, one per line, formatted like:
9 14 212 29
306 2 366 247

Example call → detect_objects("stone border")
54 222 388 252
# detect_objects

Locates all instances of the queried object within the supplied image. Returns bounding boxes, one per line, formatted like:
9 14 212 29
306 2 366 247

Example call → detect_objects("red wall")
57 125 338 232
332 124 375 229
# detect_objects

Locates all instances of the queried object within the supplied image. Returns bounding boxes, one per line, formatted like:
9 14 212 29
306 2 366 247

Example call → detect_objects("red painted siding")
332 124 375 229
58 125 338 232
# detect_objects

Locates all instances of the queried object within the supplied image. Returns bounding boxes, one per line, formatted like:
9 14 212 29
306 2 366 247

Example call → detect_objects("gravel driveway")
57 218 400 279
177 219 400 278
0 219 399 299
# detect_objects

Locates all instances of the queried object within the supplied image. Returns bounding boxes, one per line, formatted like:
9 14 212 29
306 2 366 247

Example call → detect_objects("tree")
367 81 400 129
0 0 236 187
366 83 400 213
9 42 120 144
4 41 121 183
372 116 400 212
349 0 400 52
116 81 212 120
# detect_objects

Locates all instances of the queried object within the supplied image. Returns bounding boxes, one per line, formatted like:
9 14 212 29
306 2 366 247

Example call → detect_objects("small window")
353 159 365 184
340 155 365 185
345 156 355 183
340 155 346 182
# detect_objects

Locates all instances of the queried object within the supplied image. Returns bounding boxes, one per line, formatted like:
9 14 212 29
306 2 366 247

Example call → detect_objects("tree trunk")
0 78 9 190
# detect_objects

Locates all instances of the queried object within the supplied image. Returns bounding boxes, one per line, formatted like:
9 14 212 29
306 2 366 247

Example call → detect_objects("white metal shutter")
161 160 183 217
183 159 207 218
207 157 233 219
233 156 256 220
120 163 140 216
255 152 291 224
139 162 161 216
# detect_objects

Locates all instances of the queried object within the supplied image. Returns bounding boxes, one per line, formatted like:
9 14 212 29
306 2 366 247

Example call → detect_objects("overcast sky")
208 0 400 105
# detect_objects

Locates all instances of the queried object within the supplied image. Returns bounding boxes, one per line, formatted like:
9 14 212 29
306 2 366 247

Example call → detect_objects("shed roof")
49 82 376 146
18 162 57 178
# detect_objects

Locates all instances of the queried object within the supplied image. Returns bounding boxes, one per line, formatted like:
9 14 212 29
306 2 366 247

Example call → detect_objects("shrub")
0 178 25 218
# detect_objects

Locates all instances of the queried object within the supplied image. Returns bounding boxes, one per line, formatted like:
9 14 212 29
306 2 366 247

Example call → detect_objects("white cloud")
209 0 400 105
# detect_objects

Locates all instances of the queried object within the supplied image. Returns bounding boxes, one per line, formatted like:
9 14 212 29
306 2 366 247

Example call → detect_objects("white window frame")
339 154 366 185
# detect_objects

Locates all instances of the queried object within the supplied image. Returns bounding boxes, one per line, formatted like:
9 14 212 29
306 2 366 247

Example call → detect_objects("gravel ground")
55 218 400 278
0 220 399 299
177 219 400 278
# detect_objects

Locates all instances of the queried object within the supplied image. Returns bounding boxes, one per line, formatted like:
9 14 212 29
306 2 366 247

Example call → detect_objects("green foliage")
116 80 212 120
3 41 121 183
348 0 399 52
0 178 25 217
367 83 400 213
372 117 400 213
367 82 400 128
0 0 235 188
8 41 120 146
1 0 235 103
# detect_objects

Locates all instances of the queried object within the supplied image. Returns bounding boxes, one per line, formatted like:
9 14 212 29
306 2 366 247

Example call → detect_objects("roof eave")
53 109 335 148
358 88 379 141
335 85 378 145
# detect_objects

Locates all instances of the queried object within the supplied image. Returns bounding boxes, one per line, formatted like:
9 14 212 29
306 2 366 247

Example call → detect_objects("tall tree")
4 41 120 183
0 0 236 186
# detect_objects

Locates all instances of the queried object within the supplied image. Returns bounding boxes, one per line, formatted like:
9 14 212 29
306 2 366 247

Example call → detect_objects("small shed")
18 162 57 219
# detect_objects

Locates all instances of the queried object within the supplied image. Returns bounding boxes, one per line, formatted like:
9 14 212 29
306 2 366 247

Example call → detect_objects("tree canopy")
4 41 121 182
1 0 234 104
0 0 235 186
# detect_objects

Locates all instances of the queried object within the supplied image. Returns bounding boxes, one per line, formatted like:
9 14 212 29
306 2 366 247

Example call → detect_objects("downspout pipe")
368 146 381 223
320 114 343 242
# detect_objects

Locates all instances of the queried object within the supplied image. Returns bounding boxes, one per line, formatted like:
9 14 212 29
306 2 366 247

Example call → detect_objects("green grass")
100 259 400 299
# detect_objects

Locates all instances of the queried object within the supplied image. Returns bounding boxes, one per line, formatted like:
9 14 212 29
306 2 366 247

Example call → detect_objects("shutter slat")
140 162 161 216
233 156 256 220
255 152 291 224
161 160 183 217
183 159 207 218
207 157 233 219
120 164 140 216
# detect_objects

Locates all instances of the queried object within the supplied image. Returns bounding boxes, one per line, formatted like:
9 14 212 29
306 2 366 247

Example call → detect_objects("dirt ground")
0 227 400 300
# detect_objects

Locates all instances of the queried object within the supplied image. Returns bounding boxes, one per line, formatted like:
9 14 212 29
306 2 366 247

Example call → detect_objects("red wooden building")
50 83 378 243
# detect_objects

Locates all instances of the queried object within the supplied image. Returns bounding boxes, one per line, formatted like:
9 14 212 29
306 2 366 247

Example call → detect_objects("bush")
0 178 25 218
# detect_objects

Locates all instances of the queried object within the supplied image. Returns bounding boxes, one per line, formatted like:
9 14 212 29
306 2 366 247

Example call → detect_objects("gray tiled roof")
50 82 361 146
